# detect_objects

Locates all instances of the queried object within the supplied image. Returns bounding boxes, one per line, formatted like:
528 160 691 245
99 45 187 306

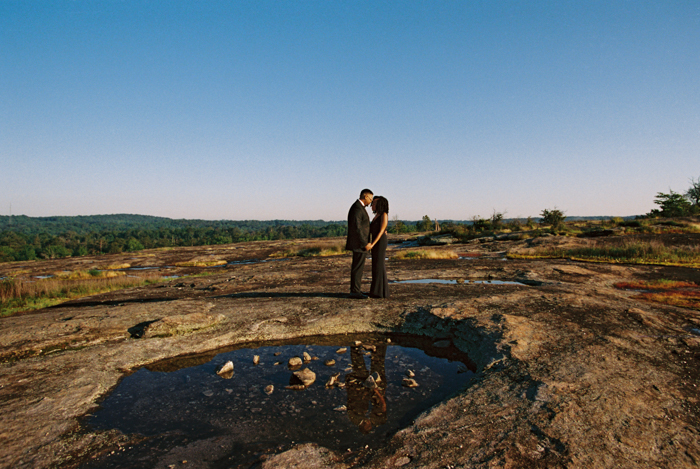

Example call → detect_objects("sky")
1 1 699 221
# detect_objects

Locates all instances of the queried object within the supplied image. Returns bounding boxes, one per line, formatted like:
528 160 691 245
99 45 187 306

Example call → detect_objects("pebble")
202 390 214 397
285 384 306 391
216 361 234 376
406 370 415 378
288 357 303 368
354 340 362 346
402 378 419 388
325 359 336 366
336 347 347 354
303 352 312 363
363 344 377 352
395 456 411 466
334 405 347 412
326 372 341 387
363 376 378 389
291 368 316 386
253 355 260 365
274 352 281 356
264 385 274 395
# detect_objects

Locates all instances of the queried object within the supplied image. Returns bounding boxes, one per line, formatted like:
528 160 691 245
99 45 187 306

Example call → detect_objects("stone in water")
288 357 303 368
216 361 234 379
291 368 316 387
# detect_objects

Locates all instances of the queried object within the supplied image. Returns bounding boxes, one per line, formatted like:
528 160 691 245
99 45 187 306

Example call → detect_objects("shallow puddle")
84 334 475 467
392 278 526 286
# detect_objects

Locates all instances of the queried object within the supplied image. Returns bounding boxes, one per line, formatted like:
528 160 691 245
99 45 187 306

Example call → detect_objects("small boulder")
303 352 312 363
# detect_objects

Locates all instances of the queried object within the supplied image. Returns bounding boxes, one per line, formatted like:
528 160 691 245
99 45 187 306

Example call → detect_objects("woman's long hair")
372 196 389 214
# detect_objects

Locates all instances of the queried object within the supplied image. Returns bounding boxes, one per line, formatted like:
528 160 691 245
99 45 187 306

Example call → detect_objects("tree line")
0 215 347 262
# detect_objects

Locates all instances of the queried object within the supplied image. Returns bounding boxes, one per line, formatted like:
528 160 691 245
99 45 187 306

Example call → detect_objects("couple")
346 189 389 299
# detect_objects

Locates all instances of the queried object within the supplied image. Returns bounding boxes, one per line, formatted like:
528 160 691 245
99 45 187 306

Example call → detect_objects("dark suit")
346 199 370 294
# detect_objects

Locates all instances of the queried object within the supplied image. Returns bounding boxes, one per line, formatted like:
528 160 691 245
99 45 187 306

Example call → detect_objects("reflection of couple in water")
345 343 388 434
346 189 389 299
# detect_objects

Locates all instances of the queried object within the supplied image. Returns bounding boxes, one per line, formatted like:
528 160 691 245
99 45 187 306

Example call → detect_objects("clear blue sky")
2 1 698 221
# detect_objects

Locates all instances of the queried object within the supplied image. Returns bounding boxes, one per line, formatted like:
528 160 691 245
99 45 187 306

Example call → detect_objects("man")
346 189 373 299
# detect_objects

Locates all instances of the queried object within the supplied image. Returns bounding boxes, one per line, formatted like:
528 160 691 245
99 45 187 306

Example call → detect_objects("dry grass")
392 249 459 260
174 260 227 267
510 241 700 267
1 272 164 317
271 242 346 258
103 263 131 270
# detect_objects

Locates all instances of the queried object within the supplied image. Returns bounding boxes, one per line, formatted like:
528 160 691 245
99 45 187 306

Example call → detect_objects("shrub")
540 209 566 230
652 191 692 217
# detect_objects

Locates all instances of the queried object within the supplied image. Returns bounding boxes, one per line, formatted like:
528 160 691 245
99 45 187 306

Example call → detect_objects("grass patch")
271 242 346 258
393 249 459 260
1 273 165 317
615 279 700 311
510 241 700 267
174 260 227 267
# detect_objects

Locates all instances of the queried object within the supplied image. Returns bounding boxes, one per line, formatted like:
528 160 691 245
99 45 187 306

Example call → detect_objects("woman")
368 196 389 298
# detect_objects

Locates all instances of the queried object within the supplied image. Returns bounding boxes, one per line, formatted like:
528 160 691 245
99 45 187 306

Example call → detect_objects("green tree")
126 238 145 252
416 215 433 232
653 191 692 217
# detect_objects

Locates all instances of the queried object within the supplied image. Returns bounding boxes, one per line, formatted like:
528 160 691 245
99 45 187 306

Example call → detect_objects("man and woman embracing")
346 189 389 299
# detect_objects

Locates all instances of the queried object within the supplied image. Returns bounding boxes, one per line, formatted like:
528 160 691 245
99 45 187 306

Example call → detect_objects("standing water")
83 334 476 468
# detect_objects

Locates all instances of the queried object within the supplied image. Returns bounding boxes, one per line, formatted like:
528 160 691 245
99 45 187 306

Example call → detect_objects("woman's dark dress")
369 216 389 298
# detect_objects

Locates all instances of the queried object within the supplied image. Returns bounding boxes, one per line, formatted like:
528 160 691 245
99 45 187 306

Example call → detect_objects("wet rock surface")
1 235 699 468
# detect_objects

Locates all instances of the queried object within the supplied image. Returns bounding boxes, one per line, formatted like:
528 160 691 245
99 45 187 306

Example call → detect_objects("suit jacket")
346 199 370 251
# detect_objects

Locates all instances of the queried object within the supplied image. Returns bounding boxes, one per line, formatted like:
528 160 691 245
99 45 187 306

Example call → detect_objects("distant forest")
0 214 347 262
0 213 633 263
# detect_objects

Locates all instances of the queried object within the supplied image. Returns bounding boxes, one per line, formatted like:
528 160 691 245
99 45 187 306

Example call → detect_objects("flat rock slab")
0 236 699 468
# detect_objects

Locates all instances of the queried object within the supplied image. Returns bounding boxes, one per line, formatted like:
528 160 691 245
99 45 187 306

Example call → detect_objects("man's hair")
360 189 373 198
373 196 389 214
